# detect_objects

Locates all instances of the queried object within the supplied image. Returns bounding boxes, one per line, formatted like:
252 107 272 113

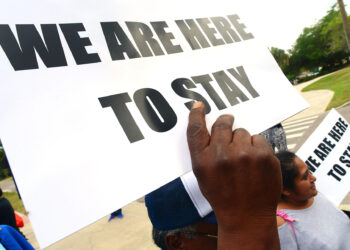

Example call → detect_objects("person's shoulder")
0 197 12 207
314 192 334 207
0 197 10 202
0 197 8 203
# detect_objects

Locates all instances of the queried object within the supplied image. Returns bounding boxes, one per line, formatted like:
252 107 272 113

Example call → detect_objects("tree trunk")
337 0 350 52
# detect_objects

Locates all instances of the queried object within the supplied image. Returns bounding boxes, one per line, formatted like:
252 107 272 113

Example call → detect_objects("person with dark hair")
0 188 19 232
151 222 217 250
146 177 218 250
275 151 350 250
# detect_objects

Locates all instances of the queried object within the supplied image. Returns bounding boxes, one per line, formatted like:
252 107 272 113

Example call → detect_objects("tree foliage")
0 140 9 180
0 140 3 163
270 47 289 70
272 4 350 80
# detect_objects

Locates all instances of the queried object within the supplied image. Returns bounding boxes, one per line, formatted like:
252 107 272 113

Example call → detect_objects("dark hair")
0 187 2 197
275 151 299 191
152 224 197 249
152 227 168 249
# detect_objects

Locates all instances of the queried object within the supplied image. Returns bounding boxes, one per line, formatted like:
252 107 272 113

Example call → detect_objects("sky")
243 0 350 51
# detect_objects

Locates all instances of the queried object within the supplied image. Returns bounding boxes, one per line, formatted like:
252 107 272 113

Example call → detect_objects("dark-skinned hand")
187 102 282 249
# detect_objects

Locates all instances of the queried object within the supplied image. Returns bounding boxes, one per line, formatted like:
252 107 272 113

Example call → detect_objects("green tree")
0 140 4 163
289 25 327 71
270 47 289 70
320 4 349 66
287 4 350 75
0 140 8 180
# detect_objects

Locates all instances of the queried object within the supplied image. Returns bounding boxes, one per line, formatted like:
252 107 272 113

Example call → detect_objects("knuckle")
212 119 232 130
256 149 274 166
236 150 251 164
217 114 234 123
252 134 265 141
209 144 231 166
216 155 231 168
235 128 249 134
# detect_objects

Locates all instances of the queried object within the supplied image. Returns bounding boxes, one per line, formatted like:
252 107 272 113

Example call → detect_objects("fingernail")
192 102 203 109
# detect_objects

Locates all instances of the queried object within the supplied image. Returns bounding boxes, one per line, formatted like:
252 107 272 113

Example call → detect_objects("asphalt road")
0 177 16 192
282 103 350 152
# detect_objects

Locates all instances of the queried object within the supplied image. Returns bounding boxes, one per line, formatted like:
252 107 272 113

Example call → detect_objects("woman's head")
276 151 317 201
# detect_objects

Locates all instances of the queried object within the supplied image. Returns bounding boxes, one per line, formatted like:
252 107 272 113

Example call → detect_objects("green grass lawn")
3 192 26 214
302 67 350 110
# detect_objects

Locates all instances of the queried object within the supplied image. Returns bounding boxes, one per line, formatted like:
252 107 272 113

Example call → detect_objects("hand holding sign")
0 1 309 247
187 102 281 249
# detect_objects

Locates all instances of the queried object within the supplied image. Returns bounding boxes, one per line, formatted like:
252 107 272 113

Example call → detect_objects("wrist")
217 214 280 250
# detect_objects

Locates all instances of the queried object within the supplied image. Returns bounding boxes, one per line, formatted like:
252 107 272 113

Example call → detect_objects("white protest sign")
0 0 308 247
297 109 350 206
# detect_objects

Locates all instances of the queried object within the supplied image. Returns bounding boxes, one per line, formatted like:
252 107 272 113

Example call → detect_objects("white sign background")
297 110 350 206
0 1 308 247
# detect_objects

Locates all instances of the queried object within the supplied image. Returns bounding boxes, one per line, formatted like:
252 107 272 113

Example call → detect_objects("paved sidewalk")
46 199 156 250
0 178 16 192
285 74 334 122
22 198 157 250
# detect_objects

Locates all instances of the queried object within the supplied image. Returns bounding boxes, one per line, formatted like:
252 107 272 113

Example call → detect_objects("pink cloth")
277 209 296 235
